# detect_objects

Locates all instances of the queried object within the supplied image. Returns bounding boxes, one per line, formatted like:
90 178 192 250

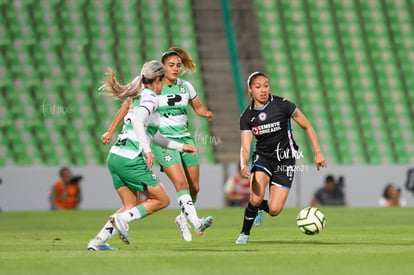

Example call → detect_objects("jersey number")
115 138 126 146
115 131 128 146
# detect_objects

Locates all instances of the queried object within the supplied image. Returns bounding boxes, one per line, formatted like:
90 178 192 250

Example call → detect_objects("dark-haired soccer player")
235 72 327 244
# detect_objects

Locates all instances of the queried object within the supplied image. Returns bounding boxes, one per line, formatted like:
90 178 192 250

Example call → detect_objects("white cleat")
175 215 192 242
109 214 130 245
195 216 213 236
235 233 250 244
87 239 116 251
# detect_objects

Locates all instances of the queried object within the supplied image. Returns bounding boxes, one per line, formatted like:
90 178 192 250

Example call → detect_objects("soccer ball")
296 207 326 235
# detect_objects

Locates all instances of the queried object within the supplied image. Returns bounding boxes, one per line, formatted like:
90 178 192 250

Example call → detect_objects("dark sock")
240 202 259 235
260 200 269 214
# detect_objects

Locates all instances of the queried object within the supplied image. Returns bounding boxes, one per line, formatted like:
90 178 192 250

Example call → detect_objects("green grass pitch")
0 207 413 275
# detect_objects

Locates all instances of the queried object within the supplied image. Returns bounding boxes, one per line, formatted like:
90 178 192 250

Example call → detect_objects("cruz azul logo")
252 121 281 136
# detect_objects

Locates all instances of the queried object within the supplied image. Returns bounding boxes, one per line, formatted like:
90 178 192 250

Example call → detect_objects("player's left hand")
315 152 327 171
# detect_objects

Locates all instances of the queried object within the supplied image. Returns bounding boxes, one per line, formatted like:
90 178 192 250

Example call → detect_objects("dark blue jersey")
240 95 298 159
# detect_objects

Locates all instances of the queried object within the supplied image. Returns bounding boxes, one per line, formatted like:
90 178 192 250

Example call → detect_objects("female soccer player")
235 72 327 244
87 60 199 251
101 47 214 242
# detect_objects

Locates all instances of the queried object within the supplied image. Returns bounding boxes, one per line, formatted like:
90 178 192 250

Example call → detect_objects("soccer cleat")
87 240 116 251
195 216 213 236
175 215 192 242
235 233 250 244
254 210 264 226
109 214 130 245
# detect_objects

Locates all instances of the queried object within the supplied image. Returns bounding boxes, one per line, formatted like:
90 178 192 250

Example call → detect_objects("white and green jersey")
110 88 160 159
157 78 197 138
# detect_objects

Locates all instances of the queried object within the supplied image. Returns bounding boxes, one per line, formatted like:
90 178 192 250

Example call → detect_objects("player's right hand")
240 164 250 179
183 144 197 156
145 152 155 168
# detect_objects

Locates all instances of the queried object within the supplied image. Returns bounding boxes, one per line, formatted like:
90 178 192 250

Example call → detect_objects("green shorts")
107 152 160 192
151 136 200 168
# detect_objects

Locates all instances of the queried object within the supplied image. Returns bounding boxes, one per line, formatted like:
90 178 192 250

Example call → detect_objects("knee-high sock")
177 190 201 229
119 204 148 223
241 202 259 235
179 209 187 221
94 220 118 243
260 200 269 213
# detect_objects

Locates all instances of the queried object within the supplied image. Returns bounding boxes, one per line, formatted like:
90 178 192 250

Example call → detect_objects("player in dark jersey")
235 72 327 244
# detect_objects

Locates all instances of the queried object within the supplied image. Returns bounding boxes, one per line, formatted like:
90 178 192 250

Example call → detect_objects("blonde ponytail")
100 60 164 100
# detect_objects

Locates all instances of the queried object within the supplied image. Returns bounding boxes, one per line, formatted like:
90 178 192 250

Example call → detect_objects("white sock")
119 204 147 223
177 190 201 229
94 220 117 243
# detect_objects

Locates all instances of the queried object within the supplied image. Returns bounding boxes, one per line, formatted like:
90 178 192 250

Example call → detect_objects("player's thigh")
250 170 270 205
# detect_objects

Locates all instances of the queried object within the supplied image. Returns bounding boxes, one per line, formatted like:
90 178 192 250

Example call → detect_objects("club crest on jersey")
179 86 186 94
163 153 173 162
258 112 267 121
